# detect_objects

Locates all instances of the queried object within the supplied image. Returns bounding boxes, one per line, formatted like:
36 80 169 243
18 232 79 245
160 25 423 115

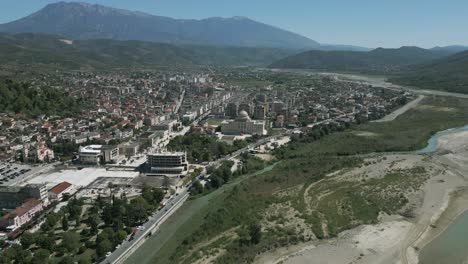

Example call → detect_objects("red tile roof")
1 198 42 219
49 181 72 195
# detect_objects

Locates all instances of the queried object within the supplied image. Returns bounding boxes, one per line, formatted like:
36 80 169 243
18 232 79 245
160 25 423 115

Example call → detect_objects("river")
416 125 468 263
417 124 468 153
419 210 468 264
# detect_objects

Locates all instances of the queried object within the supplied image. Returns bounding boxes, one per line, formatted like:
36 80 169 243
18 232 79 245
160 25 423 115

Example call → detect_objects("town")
0 68 410 263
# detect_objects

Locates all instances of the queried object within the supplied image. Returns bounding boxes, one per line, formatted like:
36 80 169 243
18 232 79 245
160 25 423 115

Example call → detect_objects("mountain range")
0 1 321 50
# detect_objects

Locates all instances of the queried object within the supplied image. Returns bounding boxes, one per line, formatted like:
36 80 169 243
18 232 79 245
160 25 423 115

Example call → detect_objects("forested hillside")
0 80 89 117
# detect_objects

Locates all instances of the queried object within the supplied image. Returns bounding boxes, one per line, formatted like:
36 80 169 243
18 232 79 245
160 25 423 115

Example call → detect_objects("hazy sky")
1 0 467 48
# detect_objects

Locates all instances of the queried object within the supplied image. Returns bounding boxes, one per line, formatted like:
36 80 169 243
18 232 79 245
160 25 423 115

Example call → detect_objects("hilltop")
391 50 468 93
269 46 456 73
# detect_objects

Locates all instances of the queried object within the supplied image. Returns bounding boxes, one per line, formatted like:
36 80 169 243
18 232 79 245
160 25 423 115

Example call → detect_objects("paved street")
102 188 190 264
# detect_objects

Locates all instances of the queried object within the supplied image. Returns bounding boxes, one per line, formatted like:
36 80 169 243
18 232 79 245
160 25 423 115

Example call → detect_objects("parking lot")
0 163 34 186
25 167 139 188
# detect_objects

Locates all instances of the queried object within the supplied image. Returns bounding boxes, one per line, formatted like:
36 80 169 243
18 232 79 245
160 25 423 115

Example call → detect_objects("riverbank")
255 126 468 264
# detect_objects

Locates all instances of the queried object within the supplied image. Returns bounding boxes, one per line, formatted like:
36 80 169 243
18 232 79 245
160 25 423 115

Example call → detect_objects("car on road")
106 252 111 257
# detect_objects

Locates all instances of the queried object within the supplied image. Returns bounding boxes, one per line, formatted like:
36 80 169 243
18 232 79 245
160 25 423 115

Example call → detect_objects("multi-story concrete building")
0 184 48 209
146 151 189 187
79 145 119 165
256 93 267 103
152 119 178 132
271 101 285 114
79 145 103 165
147 152 189 177
225 102 238 118
102 145 119 163
119 142 140 157
221 111 266 136
253 104 267 120
0 198 43 231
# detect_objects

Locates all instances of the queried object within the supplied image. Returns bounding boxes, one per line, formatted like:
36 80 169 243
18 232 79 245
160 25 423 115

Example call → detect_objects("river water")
419 210 468 264
417 125 468 263
417 124 468 153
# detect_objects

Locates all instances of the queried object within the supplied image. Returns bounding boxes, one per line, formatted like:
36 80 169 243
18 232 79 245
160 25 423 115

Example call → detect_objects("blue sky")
0 0 467 48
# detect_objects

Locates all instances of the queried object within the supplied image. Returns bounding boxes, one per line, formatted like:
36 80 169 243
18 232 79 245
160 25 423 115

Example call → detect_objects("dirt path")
180 227 238 263
373 95 425 123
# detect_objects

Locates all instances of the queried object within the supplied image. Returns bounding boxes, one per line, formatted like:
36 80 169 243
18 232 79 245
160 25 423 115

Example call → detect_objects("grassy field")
225 78 272 89
128 95 468 263
206 117 226 126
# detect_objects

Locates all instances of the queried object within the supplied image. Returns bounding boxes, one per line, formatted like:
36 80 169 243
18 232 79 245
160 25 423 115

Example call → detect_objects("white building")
79 145 119 165
119 142 140 157
182 112 197 123
79 145 102 165
48 181 74 201
221 111 266 136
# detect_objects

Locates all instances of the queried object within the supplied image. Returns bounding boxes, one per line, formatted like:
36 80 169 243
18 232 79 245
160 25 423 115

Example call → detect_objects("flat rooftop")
24 168 139 188
147 152 186 156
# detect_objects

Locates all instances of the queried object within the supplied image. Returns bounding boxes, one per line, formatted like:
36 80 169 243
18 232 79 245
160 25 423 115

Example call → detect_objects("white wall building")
221 111 266 136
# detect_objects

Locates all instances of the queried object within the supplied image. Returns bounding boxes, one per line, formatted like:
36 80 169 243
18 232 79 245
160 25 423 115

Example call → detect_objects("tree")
31 249 50 264
87 214 100 235
75 215 81 227
59 256 74 264
62 215 69 231
20 232 36 249
202 152 212 161
96 239 112 257
152 188 165 205
36 234 55 251
116 229 127 242
61 232 80 253
42 213 61 231
249 223 262 244
2 244 31 264
190 180 204 195
210 175 224 189
129 198 149 224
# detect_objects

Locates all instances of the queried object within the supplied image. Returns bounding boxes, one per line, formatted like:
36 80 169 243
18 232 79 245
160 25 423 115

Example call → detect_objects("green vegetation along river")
124 163 278 264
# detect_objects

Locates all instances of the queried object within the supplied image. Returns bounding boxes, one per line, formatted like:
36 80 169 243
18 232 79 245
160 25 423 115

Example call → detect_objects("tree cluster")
0 80 89 118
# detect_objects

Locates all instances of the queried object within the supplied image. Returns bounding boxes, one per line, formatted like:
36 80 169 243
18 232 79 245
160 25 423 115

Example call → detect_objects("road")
372 95 425 123
323 72 468 99
103 188 190 264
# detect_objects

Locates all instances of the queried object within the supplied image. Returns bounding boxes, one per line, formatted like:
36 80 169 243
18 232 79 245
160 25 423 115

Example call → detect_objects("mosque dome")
237 110 251 121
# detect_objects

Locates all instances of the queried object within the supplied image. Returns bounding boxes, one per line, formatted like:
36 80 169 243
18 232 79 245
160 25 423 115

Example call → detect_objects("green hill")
390 50 468 93
0 79 89 117
269 46 453 74
0 33 297 73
